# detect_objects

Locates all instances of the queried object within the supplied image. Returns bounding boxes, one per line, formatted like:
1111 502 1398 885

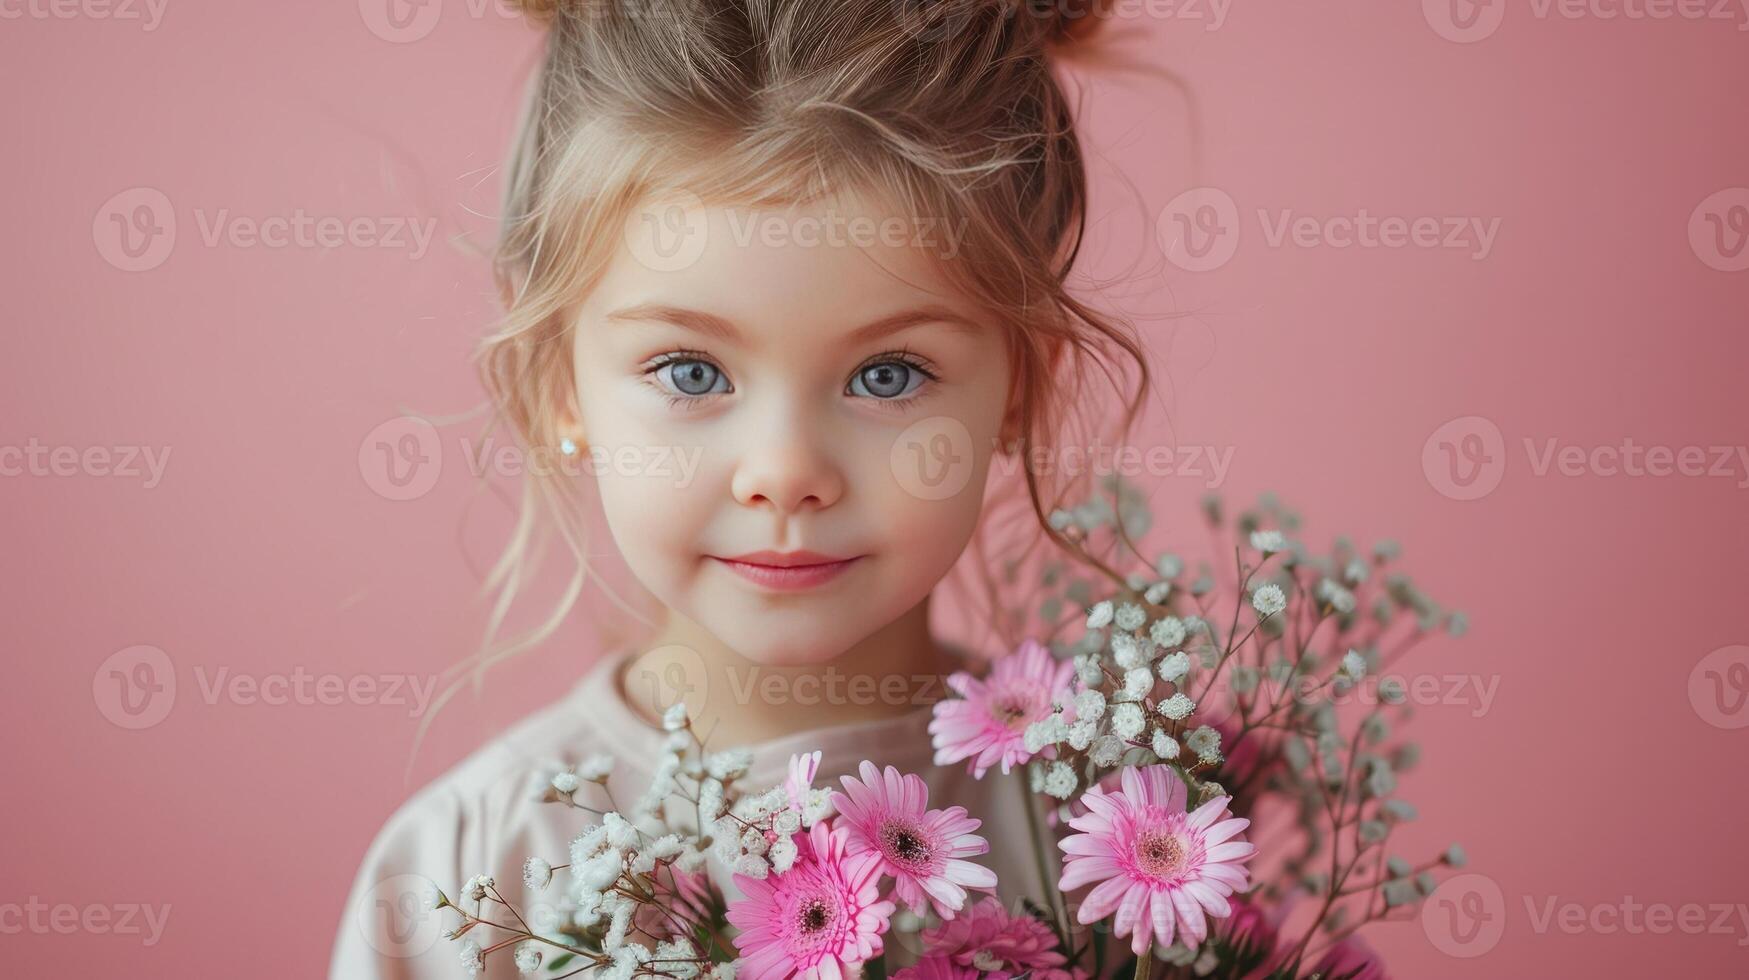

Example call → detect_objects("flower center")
796 897 833 934
993 689 1039 729
879 820 935 870
1134 829 1187 878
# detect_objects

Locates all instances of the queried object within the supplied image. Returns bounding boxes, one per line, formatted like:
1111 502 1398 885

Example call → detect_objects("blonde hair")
420 0 1165 752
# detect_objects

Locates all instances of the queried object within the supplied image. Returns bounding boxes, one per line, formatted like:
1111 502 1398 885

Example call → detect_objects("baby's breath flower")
1144 581 1171 604
768 834 799 873
1317 578 1357 614
1149 616 1187 650
1073 654 1104 688
462 874 494 903
522 857 552 892
1042 760 1077 799
1443 843 1468 868
706 748 753 781
1066 719 1097 752
1111 702 1145 739
1122 667 1153 699
1090 734 1125 766
550 770 580 795
1156 651 1191 684
1381 879 1418 907
459 940 484 976
514 943 543 975
661 702 689 732
1112 633 1149 670
1251 583 1287 617
1156 553 1184 578
1249 529 1286 554
1343 557 1369 584
1086 600 1114 630
1186 725 1222 763
1340 649 1367 683
733 853 770 879
578 753 614 782
1151 729 1180 760
1114 602 1147 632
1074 689 1107 721
1158 692 1196 721
1447 611 1470 637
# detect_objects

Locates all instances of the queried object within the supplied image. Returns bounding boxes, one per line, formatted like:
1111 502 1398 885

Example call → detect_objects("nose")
729 413 845 516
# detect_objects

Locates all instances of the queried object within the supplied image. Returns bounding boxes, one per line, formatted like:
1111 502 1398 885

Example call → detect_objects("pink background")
3 1 1747 976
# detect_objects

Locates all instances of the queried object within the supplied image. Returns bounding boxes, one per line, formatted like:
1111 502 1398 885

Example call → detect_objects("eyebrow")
604 303 983 345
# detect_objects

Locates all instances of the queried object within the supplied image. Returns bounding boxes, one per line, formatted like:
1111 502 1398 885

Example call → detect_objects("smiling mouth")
708 553 863 591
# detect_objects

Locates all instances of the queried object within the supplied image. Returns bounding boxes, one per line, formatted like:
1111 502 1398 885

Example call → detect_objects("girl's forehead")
585 190 982 345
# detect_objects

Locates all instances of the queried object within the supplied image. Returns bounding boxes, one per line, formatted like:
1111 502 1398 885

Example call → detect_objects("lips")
709 550 862 591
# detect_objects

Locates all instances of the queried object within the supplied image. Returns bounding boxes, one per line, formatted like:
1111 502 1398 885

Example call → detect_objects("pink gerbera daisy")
928 638 1076 779
909 898 1087 980
830 761 998 920
728 821 895 980
1057 764 1255 955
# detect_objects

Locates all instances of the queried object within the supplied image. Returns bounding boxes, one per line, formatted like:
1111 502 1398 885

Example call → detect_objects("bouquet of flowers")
432 478 1468 979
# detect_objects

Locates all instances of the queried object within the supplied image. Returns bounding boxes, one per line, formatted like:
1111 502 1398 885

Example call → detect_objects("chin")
711 617 861 668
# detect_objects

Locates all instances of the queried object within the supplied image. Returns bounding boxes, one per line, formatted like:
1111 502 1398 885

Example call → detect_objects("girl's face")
569 189 1014 666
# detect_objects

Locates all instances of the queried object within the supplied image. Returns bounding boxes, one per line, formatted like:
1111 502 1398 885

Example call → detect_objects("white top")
329 649 1060 978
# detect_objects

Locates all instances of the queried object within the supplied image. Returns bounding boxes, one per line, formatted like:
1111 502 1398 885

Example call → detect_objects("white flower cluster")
709 775 832 881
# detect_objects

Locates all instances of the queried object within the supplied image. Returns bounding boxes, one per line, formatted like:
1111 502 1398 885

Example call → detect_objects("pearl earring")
560 437 578 456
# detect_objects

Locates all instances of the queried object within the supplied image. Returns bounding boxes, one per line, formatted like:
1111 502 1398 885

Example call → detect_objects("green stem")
1134 947 1153 980
1018 771 1071 949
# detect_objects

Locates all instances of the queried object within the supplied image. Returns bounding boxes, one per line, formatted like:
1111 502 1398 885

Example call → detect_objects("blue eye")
650 357 731 398
849 360 928 400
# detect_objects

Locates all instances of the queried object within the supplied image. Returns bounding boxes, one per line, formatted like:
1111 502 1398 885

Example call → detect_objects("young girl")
333 0 1150 974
